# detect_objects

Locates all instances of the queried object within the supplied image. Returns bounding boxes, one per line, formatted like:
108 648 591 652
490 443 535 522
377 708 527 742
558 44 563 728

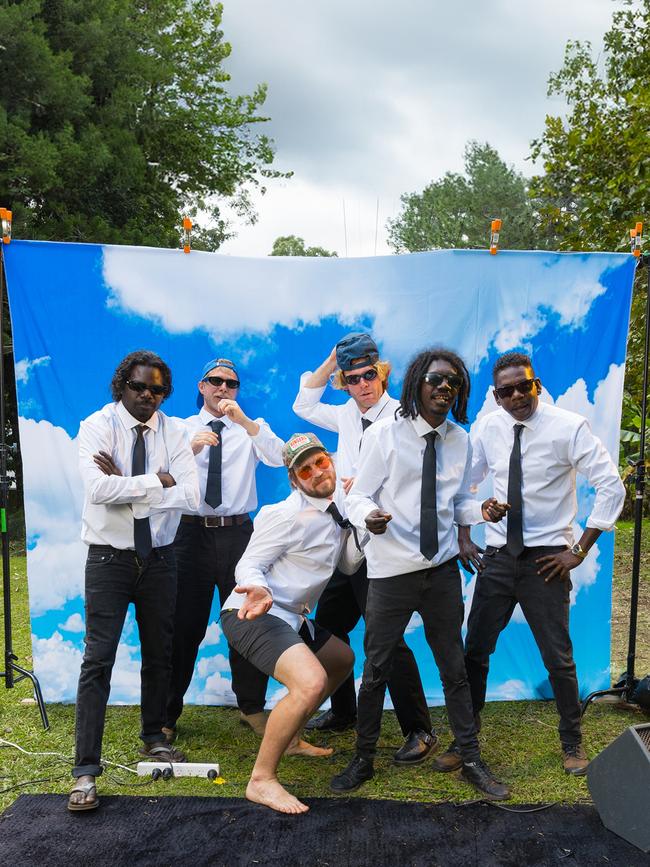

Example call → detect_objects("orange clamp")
182 217 192 254
489 219 502 255
631 222 643 258
0 208 12 244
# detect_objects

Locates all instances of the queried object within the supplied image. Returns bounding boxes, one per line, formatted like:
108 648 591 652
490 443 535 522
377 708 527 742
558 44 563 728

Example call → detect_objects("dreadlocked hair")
110 350 173 402
398 347 470 424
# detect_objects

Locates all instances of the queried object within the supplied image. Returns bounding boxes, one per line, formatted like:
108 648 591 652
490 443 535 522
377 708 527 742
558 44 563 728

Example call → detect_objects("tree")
529 0 649 512
387 141 538 252
529 1 648 252
0 0 289 249
270 235 337 257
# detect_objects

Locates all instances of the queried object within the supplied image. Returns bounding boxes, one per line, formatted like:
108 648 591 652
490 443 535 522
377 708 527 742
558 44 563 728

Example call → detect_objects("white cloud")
14 355 51 384
199 621 223 648
59 613 85 633
32 631 83 702
405 612 423 634
487 679 529 701
196 653 230 678
102 246 627 371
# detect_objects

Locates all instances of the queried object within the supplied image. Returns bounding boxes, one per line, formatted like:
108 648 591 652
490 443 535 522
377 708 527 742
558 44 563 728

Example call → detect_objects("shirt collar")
500 401 544 432
302 491 335 513
117 400 159 432
199 406 232 428
410 414 448 441
360 391 393 424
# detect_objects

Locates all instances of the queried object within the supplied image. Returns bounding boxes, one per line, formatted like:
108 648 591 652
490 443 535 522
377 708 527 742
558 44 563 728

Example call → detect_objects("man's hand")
365 509 392 535
191 430 219 455
341 476 355 495
93 451 122 476
157 472 176 488
481 498 510 523
235 585 273 620
216 400 260 437
536 549 582 583
457 526 484 574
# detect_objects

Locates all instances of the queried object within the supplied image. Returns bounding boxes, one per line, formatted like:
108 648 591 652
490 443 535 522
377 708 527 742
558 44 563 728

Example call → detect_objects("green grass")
1 523 649 812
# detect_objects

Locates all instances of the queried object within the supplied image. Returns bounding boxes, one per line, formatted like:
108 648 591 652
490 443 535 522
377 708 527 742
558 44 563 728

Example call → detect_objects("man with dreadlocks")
331 347 510 800
68 350 200 812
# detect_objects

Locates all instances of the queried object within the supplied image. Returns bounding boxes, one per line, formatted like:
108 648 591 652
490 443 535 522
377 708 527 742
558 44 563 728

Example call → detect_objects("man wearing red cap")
165 357 284 742
293 333 434 765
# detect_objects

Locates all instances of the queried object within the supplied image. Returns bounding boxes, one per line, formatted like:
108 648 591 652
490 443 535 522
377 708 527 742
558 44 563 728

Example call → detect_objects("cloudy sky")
217 0 615 257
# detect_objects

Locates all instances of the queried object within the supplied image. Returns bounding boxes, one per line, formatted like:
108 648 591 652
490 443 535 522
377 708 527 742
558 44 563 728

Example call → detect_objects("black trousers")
356 559 480 761
315 562 431 735
464 545 582 746
165 520 268 727
73 544 176 778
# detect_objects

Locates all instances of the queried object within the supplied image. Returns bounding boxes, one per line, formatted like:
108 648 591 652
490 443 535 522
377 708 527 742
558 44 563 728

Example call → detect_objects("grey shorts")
221 610 331 678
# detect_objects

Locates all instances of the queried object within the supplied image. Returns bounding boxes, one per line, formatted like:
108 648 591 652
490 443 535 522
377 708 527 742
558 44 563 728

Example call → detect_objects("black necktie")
326 502 361 551
506 424 525 557
132 425 153 559
359 416 373 451
420 430 438 560
204 419 225 508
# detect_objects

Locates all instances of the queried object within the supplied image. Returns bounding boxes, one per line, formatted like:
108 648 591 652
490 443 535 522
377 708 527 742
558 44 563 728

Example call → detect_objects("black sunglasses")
126 379 166 396
344 368 379 386
202 375 241 390
421 372 463 391
494 378 537 399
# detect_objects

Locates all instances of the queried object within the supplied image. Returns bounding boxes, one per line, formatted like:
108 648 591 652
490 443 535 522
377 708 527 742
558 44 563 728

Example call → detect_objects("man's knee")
295 668 329 706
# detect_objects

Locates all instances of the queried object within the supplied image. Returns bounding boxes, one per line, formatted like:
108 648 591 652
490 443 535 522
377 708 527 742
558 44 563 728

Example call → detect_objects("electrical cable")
0 736 138 773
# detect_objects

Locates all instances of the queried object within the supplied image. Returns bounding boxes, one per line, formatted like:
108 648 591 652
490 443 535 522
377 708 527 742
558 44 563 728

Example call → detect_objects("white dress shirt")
224 485 365 631
292 373 399 477
180 407 284 516
471 402 625 548
346 414 484 579
78 401 200 548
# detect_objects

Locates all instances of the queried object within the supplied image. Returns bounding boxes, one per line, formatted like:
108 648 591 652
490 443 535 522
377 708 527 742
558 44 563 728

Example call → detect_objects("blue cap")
196 357 239 408
335 333 379 372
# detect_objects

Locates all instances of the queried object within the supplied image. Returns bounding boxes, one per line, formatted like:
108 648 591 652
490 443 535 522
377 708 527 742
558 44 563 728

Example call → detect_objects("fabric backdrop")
2 240 635 707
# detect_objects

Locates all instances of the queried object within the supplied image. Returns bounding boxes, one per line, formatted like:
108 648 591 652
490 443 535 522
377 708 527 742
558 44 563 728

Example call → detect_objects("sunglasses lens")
205 376 240 389
496 379 535 399
345 368 377 385
363 369 378 382
296 454 331 480
128 380 164 395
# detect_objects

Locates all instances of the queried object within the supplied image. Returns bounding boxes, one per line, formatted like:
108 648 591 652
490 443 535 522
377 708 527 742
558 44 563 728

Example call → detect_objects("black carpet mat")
0 795 646 867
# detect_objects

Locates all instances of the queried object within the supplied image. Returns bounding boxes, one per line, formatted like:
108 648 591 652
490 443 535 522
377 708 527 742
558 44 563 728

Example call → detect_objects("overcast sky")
218 0 615 257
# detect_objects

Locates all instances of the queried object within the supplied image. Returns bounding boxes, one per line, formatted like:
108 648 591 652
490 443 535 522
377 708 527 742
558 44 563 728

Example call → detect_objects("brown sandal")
68 780 99 812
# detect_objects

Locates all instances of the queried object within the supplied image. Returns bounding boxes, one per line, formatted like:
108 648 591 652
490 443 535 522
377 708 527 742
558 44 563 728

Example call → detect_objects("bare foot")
246 777 309 814
284 737 334 758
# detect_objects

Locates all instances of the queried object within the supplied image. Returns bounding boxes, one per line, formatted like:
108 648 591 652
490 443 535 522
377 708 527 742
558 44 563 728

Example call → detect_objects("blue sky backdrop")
4 240 635 707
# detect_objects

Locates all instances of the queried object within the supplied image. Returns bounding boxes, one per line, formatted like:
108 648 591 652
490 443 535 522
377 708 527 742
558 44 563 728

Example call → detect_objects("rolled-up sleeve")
292 372 342 432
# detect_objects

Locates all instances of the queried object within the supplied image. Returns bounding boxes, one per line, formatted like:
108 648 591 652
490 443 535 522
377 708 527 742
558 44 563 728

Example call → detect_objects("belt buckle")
204 516 225 528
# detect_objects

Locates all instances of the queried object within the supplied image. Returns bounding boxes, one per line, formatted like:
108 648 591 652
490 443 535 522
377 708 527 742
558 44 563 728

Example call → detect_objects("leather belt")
181 514 250 528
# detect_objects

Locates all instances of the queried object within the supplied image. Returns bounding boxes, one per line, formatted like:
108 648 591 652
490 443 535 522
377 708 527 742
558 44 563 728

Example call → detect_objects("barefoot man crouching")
220 433 363 813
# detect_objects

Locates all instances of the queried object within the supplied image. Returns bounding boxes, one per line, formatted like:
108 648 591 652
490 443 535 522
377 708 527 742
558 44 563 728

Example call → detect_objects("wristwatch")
570 543 588 560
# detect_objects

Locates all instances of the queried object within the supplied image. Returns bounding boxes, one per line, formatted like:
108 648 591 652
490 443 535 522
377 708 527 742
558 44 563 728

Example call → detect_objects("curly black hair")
110 350 173 402
492 351 534 383
398 347 470 424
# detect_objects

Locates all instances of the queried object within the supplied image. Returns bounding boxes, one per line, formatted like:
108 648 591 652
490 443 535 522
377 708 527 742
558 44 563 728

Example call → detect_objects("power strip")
136 761 221 778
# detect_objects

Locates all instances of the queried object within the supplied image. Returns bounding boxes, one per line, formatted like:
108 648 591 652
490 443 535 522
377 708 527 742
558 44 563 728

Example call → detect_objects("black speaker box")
587 723 650 853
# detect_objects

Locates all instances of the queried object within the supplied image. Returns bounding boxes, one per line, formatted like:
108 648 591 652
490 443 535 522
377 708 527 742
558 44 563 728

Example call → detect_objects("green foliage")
387 141 538 252
0 0 288 249
270 235 338 257
529 0 650 513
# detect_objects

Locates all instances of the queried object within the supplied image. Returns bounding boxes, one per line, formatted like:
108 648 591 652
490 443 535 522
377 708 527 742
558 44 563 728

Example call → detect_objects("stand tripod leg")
9 661 50 730
581 685 627 716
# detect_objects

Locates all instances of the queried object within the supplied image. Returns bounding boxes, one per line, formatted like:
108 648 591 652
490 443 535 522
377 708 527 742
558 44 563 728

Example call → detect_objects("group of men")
67 333 625 816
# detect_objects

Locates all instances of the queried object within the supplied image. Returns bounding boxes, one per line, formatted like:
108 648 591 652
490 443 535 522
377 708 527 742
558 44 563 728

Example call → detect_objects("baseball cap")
283 432 327 469
196 357 239 408
335 332 379 372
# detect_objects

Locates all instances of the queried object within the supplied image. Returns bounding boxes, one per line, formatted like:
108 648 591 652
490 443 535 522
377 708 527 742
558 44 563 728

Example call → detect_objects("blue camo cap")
335 332 379 372
196 357 239 408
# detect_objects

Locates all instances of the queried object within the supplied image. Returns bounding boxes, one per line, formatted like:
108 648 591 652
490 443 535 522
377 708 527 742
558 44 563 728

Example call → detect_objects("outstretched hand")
235 585 273 620
481 497 510 523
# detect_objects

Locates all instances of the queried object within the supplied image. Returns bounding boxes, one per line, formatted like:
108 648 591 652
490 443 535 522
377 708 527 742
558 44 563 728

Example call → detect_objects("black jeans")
464 545 582 746
73 544 177 778
356 559 480 761
316 562 431 735
165 520 268 727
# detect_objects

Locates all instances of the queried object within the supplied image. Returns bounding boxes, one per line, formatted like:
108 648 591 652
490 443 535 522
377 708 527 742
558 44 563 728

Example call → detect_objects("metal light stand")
582 250 650 715
0 243 49 730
